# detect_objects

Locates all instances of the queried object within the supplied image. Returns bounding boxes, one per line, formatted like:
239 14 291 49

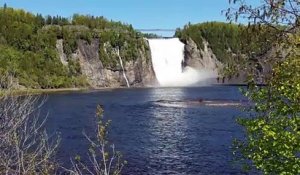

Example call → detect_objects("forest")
0 5 145 89
175 21 280 76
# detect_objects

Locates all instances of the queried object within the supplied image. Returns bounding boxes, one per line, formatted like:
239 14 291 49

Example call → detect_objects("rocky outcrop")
183 38 222 83
56 38 156 88
183 38 254 84
124 40 157 86
184 38 222 72
101 39 157 87
74 39 107 87
183 37 284 84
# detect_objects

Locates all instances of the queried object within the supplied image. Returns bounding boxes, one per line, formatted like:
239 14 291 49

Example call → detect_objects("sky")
0 0 259 36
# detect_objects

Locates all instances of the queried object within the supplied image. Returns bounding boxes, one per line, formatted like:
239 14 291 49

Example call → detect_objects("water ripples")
43 87 247 174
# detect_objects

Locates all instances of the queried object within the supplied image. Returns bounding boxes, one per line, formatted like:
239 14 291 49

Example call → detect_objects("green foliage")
176 22 243 63
62 27 78 56
226 1 300 174
234 34 300 175
98 29 143 69
67 14 147 69
175 22 249 77
142 32 161 38
0 6 145 89
0 45 76 88
45 15 69 25
68 59 81 76
176 22 281 77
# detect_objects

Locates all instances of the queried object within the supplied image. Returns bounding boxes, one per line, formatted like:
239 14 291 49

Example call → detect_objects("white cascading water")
148 38 215 87
116 48 130 87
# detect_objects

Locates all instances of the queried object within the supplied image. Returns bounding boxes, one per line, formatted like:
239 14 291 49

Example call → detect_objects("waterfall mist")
148 38 216 87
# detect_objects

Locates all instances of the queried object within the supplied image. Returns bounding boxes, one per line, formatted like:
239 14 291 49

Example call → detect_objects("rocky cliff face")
183 38 263 84
184 38 222 71
183 38 222 83
56 39 156 88
75 39 107 87
57 36 258 87
123 42 158 86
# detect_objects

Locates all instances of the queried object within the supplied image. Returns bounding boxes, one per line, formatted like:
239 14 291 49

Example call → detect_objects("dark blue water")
43 86 247 174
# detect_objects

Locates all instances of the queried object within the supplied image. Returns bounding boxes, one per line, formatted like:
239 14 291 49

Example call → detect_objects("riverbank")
0 86 143 96
0 87 91 96
0 84 250 97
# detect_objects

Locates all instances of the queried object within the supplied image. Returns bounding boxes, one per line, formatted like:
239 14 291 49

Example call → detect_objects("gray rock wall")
183 37 262 84
56 38 157 88
184 38 222 71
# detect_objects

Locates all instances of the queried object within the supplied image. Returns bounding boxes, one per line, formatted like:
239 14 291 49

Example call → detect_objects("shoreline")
1 84 253 96
1 87 91 96
2 86 143 96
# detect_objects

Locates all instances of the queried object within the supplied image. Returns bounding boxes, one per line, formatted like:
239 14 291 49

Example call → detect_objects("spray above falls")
148 38 216 87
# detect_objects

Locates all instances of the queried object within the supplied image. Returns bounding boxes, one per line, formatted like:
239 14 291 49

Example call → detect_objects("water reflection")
146 88 190 174
43 86 245 174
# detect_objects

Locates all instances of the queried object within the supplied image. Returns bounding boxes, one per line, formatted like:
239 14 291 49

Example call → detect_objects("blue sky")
0 0 258 36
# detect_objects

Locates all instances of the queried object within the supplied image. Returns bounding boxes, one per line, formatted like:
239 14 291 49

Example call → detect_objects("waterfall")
116 48 130 87
148 38 214 87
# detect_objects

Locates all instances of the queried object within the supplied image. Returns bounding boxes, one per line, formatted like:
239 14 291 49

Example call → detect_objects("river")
42 86 247 174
